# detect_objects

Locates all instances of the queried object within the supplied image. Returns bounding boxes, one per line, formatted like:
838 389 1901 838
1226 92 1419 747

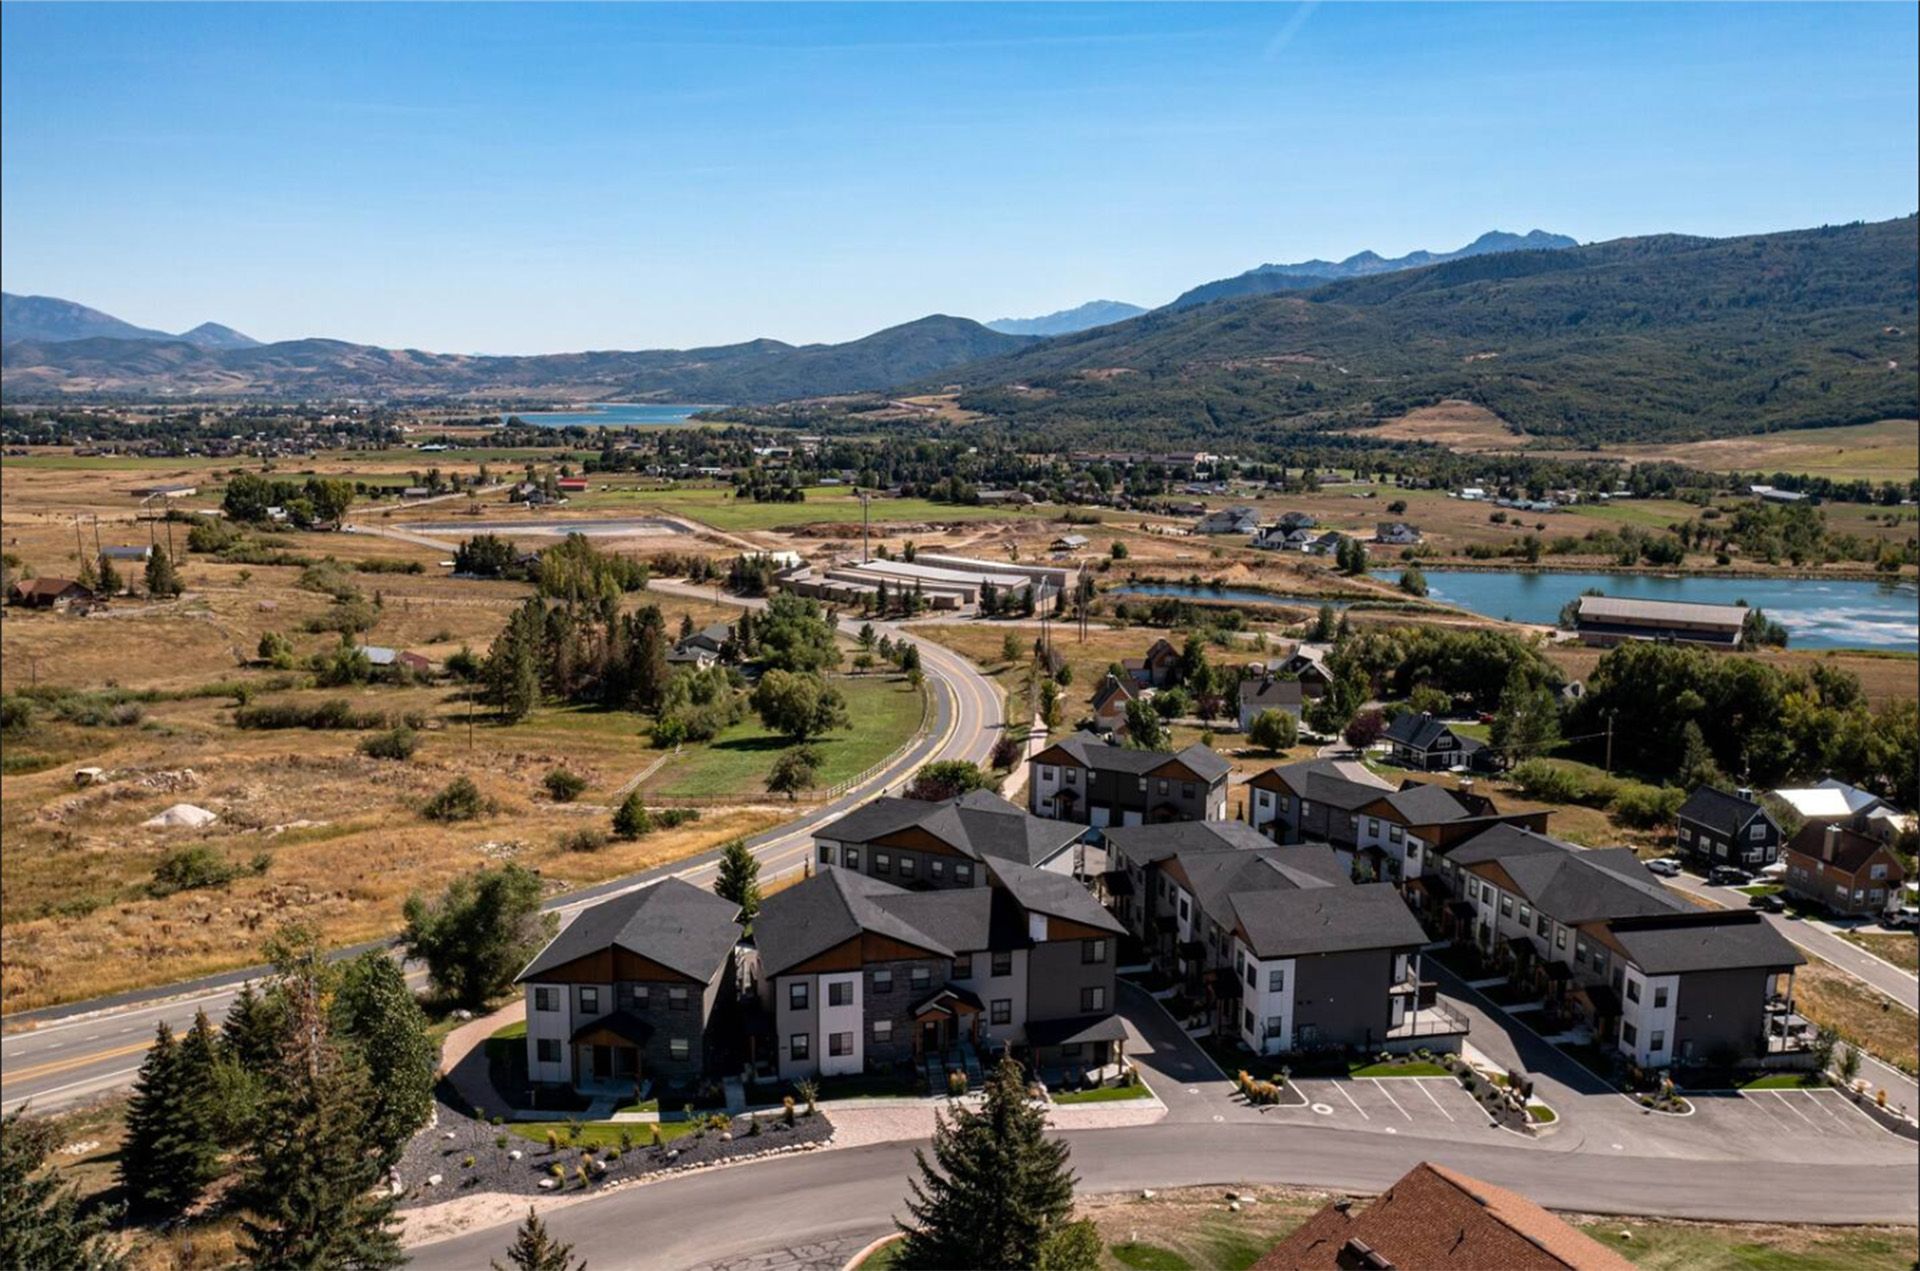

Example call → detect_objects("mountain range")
1164 230 1580 310
986 300 1147 336
2 293 259 350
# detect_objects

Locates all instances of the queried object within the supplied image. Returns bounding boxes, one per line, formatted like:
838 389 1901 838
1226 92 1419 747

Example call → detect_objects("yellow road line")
2 1038 154 1085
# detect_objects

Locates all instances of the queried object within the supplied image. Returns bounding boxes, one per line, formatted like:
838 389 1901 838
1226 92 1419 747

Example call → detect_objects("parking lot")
1283 1074 1501 1137
1672 1085 1904 1161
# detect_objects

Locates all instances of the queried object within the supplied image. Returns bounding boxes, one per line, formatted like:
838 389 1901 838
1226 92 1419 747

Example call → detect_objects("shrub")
783 1096 797 1126
423 776 493 822
546 1130 560 1154
149 845 241 897
946 1070 969 1097
543 768 587 803
611 790 653 839
462 1154 475 1169
495 1134 509 1150
656 807 700 829
1608 781 1686 828
558 828 608 854
234 698 394 731
359 726 419 760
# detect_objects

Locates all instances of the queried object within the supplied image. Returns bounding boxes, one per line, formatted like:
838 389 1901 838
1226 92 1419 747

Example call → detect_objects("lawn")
583 483 1067 532
1738 1072 1827 1091
1053 1082 1156 1104
642 673 926 800
1578 1216 1919 1270
1348 1059 1451 1078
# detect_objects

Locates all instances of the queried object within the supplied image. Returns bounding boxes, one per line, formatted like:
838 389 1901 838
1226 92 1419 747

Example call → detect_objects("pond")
501 402 714 427
1112 582 1326 609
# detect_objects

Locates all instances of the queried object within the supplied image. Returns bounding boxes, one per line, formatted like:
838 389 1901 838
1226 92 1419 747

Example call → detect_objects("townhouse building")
1028 731 1230 827
1674 786 1782 871
516 878 744 1096
812 789 1085 890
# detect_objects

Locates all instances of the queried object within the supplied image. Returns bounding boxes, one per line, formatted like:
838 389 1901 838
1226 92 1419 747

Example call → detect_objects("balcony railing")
1387 1000 1471 1040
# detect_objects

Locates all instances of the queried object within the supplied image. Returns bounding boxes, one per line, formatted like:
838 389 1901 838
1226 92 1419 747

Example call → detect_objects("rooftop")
1576 594 1747 628
519 878 743 983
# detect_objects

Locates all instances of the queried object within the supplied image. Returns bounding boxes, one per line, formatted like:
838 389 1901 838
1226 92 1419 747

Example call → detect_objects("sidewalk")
439 1000 525 1117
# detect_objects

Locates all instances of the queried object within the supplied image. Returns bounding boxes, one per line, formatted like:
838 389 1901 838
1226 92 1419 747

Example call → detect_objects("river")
1112 572 1919 652
501 403 714 427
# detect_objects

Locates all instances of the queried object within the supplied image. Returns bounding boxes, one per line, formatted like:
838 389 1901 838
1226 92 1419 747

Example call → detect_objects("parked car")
1708 865 1751 886
1749 892 1787 914
1885 905 1920 929
1644 857 1683 877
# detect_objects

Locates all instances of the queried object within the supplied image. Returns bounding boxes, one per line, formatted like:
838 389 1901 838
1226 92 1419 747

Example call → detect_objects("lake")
501 402 714 428
1114 572 1919 652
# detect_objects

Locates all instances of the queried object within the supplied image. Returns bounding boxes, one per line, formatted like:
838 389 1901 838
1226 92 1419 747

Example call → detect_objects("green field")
645 673 926 799
1568 499 1700 530
573 482 1072 531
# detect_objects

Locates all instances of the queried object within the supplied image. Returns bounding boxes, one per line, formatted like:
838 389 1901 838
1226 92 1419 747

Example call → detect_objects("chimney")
1824 824 1841 863
1737 787 1754 802
1460 778 1475 796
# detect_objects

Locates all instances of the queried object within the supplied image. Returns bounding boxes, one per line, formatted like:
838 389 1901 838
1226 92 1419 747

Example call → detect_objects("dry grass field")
1543 644 1918 708
1552 419 1920 484
1350 399 1524 451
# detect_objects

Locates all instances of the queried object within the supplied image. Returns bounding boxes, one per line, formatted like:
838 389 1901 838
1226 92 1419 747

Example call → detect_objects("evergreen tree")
1309 604 1336 642
1489 667 1562 763
97 555 124 596
119 1019 218 1218
611 790 654 840
713 838 762 921
331 953 435 1168
144 546 183 597
896 1058 1080 1271
487 600 544 722
1 1108 125 1271
237 961 402 1270
1677 720 1727 790
492 1208 580 1271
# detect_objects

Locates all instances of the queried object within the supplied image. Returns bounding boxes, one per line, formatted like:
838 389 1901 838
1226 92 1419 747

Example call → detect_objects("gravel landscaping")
393 1096 833 1207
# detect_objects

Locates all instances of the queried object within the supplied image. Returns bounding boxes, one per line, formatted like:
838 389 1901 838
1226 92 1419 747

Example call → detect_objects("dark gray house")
1028 730 1231 826
1675 786 1782 871
517 878 744 1097
1383 713 1489 772
813 789 1085 889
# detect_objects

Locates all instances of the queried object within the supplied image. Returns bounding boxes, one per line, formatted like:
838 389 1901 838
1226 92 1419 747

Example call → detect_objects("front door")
592 1044 612 1081
920 1019 942 1056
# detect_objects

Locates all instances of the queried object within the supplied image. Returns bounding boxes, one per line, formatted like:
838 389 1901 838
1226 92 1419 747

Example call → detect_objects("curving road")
0 585 1004 1115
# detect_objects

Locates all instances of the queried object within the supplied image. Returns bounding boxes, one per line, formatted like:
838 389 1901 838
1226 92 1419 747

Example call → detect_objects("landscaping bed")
1054 1082 1156 1105
394 1095 832 1207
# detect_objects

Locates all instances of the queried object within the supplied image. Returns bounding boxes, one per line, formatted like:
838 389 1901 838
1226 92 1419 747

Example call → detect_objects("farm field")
1576 419 1920 484
567 482 1076 532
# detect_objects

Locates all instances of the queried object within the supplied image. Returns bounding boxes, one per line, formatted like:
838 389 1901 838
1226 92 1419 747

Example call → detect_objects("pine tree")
238 958 402 1270
1 1108 125 1271
611 790 653 840
145 546 183 597
97 555 123 596
492 1207 579 1271
714 838 762 920
896 1058 1080 1271
332 953 435 1169
120 1019 218 1218
1677 720 1727 790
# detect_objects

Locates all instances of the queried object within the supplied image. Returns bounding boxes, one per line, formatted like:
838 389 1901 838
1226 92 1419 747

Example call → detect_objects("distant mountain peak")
986 299 1147 337
2 292 259 349
1166 230 1580 310
178 321 260 350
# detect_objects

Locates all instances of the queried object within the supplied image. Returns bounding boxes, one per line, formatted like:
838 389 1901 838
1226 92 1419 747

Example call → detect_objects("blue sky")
3 3 1914 353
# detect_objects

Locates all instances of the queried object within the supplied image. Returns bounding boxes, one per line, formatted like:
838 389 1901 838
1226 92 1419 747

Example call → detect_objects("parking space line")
1412 1078 1456 1122
1768 1090 1822 1132
1369 1078 1413 1121
1332 1082 1371 1120
1799 1090 1846 1123
1740 1090 1799 1131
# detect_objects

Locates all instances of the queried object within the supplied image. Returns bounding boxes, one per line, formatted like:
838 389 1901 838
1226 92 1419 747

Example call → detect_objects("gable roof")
1170 844 1350 918
518 877 742 983
1239 678 1304 711
10 577 90 600
1771 779 1895 821
1602 911 1805 976
1232 882 1428 960
1784 824 1899 876
1676 786 1770 836
753 869 952 977
1103 818 1286 865
1034 731 1231 783
1253 757 1394 809
1091 675 1137 712
1383 712 1473 752
985 859 1126 935
1452 826 1687 924
1382 782 1487 825
816 790 1082 869
1252 1161 1636 1271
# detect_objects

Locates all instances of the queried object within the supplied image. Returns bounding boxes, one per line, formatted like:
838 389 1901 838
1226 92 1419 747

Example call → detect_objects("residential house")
516 878 744 1096
1237 676 1303 732
1382 712 1490 772
1780 824 1907 916
1573 595 1746 649
1050 533 1091 552
1245 758 1393 850
1027 731 1231 826
669 621 734 668
556 477 589 493
1122 637 1182 688
1251 1161 1637 1271
6 578 94 610
1772 778 1915 845
1090 673 1138 734
1194 506 1262 535
1375 522 1422 545
1674 786 1781 870
1303 531 1345 557
748 861 1125 1083
99 545 153 565
1250 525 1313 552
1276 511 1318 530
1273 648 1331 697
812 789 1085 889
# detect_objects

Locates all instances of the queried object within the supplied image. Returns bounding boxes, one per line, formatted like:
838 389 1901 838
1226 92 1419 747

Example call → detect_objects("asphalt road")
0 587 1004 1115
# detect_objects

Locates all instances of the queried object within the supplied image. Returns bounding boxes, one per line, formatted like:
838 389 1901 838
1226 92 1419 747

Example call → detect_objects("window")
953 954 973 979
1536 913 1550 937
1083 939 1108 965
992 951 1013 977
579 987 600 1015
930 860 944 879
1041 765 1056 782
1183 782 1195 800
1245 963 1257 989
1157 779 1169 796
828 981 853 1007
872 968 893 992
1368 818 1381 838
1750 823 1767 841
955 864 972 885
622 983 647 1007
1621 1022 1638 1046
1678 826 1691 842
1178 896 1190 921
1574 945 1588 968
789 982 810 1011
669 1037 690 1060
818 844 832 864
875 853 892 874
1555 927 1568 950
1064 768 1077 785
1244 1008 1256 1033
1650 1030 1665 1053
1389 825 1404 843
1500 896 1514 918
1518 904 1531 925
1870 864 1889 881
1265 1016 1284 1038
534 987 558 1013
1268 968 1286 993
991 999 1012 1025
668 986 688 1010
845 848 860 869
1653 986 1668 1009
873 1019 893 1042
899 855 916 878
829 1032 853 1057
910 966 931 990
1625 979 1641 1003
1081 986 1107 1012
536 1038 560 1063
789 1033 810 1061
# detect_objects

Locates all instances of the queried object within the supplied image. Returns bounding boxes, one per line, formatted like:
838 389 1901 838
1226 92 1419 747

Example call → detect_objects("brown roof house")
1090 673 1139 735
7 578 94 610
1253 1160 1636 1271
1122 638 1182 689
1781 823 1907 917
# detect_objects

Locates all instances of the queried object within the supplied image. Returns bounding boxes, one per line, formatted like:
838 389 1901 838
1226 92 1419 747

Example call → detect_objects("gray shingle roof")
1041 731 1231 783
1103 819 1279 866
1383 783 1482 825
518 877 742 983
815 790 1082 869
1239 678 1304 712
986 859 1126 935
1231 882 1429 959
1451 825 1687 924
1676 786 1769 837
1384 712 1472 752
1604 912 1804 975
753 870 953 978
1172 844 1351 919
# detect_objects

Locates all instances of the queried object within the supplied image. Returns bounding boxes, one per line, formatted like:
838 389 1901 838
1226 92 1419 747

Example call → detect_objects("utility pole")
1604 709 1616 775
859 489 871 564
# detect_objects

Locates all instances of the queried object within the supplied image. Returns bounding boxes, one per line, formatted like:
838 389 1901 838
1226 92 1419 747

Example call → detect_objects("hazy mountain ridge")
986 300 1147 336
2 292 260 350
1165 230 1580 310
